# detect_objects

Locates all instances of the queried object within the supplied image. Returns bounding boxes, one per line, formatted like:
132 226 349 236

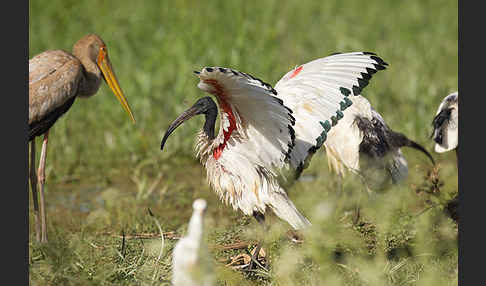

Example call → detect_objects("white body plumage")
432 91 458 153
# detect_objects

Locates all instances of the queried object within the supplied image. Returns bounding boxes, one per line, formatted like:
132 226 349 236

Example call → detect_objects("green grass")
29 0 458 285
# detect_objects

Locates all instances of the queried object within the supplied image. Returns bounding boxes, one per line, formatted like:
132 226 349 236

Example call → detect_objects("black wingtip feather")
370 56 389 66
366 67 377 75
357 78 369 89
360 72 372 81
274 97 284 105
373 64 387 71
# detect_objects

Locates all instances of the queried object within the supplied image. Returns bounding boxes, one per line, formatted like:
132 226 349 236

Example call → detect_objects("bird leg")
353 173 371 225
246 212 268 271
37 132 49 243
29 140 41 242
336 173 344 197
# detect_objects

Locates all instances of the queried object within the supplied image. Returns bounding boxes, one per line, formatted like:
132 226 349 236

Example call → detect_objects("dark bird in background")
29 34 136 242
324 95 435 190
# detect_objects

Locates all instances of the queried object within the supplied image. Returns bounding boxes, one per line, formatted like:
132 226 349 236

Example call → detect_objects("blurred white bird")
431 91 458 155
172 199 213 286
323 95 435 189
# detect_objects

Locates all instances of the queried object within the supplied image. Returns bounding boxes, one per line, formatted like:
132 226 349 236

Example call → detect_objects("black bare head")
160 96 218 151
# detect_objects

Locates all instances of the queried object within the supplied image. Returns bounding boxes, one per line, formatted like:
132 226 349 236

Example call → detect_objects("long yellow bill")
97 47 136 123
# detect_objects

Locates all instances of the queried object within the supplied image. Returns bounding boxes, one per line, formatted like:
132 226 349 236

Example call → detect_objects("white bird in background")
431 91 458 156
160 52 387 267
172 199 213 286
323 95 435 189
431 91 458 222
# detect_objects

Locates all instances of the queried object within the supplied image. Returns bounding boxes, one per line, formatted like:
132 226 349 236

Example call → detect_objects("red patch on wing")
289 65 303 79
213 101 236 160
202 79 237 160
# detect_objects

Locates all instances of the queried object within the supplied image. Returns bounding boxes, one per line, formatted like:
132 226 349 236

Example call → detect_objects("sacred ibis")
431 91 458 156
323 94 435 189
431 91 459 222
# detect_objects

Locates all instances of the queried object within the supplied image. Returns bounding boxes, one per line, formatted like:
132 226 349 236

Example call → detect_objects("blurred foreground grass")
29 0 457 285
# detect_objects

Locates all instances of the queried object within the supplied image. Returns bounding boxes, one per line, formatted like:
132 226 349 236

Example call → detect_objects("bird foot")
247 245 267 271
224 245 267 272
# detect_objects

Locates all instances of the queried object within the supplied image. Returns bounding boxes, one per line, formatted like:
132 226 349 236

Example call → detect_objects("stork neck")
73 49 102 97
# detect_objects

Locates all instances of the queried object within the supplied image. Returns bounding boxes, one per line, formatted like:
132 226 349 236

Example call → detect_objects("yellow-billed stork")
29 34 136 242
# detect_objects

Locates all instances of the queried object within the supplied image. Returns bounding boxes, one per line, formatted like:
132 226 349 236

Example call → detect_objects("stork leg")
29 140 41 242
37 132 49 243
247 212 268 271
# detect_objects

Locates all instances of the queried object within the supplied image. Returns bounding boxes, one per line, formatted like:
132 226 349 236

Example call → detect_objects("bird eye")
97 45 108 65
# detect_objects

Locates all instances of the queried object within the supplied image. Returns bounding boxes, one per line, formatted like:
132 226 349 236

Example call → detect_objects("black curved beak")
160 106 202 151
409 141 436 166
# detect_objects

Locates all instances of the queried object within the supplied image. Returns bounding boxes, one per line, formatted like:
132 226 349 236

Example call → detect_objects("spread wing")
195 67 295 174
432 91 458 152
29 50 82 139
273 52 388 177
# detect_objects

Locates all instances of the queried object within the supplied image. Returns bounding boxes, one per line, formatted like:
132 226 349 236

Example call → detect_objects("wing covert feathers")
29 50 82 126
195 67 296 172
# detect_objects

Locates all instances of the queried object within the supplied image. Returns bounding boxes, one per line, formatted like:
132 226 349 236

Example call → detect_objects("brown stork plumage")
29 34 135 242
